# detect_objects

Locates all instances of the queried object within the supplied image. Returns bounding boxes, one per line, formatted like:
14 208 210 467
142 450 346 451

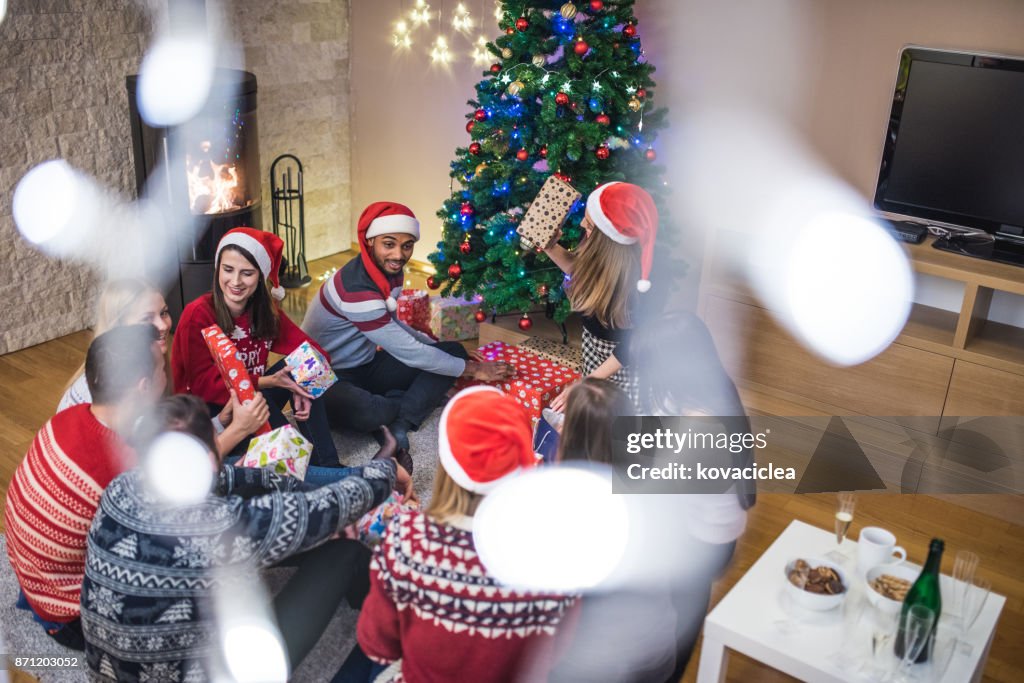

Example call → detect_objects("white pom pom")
637 279 651 293
271 285 286 301
386 296 398 312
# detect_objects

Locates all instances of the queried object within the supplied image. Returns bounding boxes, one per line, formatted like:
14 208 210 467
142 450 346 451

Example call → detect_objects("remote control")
885 220 928 244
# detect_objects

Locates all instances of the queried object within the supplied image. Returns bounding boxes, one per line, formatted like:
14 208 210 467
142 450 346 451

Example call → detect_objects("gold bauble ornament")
501 47 513 59
560 3 577 20
475 163 489 176
507 80 525 96
628 97 643 112
531 53 546 68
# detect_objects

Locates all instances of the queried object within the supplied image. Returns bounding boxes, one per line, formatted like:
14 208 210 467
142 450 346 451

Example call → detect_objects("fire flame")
186 141 249 215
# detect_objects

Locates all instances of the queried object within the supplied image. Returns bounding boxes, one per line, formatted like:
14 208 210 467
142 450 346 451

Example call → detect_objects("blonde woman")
543 181 659 409
339 387 579 683
58 278 172 412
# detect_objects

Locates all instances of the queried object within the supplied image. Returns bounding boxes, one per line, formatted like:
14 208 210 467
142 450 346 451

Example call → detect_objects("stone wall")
219 0 352 262
0 0 153 354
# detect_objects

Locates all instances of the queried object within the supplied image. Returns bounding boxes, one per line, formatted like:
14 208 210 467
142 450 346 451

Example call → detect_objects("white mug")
857 526 907 575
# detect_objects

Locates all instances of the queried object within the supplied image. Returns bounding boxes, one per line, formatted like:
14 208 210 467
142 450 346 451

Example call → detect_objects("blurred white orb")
143 432 214 505
137 35 215 126
222 623 288 683
12 160 80 245
474 466 629 592
0 0 8 25
785 212 913 366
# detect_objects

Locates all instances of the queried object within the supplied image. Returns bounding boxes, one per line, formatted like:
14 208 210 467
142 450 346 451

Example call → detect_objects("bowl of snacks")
784 557 848 610
865 564 917 613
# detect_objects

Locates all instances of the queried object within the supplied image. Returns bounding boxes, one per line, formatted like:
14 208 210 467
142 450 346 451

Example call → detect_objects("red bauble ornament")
506 27 514 34
448 264 462 279
538 284 549 296
595 145 610 160
636 88 647 99
589 0 604 10
459 241 472 254
623 24 637 37
518 314 533 331
474 109 487 122
596 113 610 125
469 142 482 155
490 63 502 73
555 92 570 106
474 310 487 323
645 147 657 161
460 201 475 216
570 101 578 111
574 40 589 56
539 145 548 158
515 17 529 31
516 148 529 161
426 275 440 290
466 120 475 133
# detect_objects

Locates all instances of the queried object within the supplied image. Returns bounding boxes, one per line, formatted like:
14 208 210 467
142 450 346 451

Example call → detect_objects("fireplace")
126 69 261 321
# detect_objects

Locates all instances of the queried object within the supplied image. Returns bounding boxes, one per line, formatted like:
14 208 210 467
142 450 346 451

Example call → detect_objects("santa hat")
438 386 537 494
216 227 286 300
357 202 421 312
586 181 659 293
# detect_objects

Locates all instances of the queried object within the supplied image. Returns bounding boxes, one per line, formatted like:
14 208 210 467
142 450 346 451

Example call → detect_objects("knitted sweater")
357 510 579 683
302 257 466 376
4 405 132 622
57 373 90 413
172 293 327 406
81 460 396 682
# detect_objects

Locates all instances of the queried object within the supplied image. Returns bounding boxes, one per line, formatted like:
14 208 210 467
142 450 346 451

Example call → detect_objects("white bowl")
783 557 848 611
865 563 918 614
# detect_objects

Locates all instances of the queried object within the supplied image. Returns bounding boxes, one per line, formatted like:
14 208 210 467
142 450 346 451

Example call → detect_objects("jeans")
331 643 388 683
330 342 468 431
16 591 85 651
223 454 359 488
271 539 372 669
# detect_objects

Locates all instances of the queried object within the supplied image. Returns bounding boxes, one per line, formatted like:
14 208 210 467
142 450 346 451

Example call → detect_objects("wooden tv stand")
698 232 1024 421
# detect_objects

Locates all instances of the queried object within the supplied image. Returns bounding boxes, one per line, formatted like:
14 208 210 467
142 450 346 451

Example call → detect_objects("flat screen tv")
873 47 1024 266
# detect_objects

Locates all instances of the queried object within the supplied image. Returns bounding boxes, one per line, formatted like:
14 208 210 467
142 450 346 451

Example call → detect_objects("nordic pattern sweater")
81 460 395 682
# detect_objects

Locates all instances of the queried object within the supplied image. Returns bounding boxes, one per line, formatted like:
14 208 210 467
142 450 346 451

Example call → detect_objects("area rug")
0 413 441 682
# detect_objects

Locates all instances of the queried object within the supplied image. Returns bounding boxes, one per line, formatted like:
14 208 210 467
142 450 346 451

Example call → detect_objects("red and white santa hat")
438 386 537 494
216 227 286 300
357 201 421 311
586 181 659 293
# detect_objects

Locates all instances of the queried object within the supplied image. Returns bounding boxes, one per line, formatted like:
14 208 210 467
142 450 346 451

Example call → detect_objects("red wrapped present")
201 325 270 435
396 289 434 338
455 341 580 422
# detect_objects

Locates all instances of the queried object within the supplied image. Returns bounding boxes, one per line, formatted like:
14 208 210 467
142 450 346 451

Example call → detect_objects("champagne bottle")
894 538 944 663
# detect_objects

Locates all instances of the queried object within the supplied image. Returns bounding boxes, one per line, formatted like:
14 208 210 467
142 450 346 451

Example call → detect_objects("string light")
471 35 490 64
452 3 473 32
393 19 412 49
410 0 432 26
430 35 453 63
493 0 503 21
592 80 602 91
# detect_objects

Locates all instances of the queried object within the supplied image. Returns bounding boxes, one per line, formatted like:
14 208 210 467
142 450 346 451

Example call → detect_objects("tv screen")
873 47 1024 237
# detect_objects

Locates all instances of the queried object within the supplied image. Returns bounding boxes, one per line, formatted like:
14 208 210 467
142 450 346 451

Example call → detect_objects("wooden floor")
0 252 1021 683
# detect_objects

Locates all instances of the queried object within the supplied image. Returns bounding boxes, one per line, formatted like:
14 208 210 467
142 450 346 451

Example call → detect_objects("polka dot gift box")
454 341 581 423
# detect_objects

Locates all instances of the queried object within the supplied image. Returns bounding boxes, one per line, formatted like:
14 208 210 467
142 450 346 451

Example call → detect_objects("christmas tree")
427 0 670 326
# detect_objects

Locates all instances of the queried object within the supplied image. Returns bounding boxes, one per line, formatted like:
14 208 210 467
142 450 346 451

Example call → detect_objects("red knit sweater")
357 510 579 683
4 405 132 622
171 294 328 406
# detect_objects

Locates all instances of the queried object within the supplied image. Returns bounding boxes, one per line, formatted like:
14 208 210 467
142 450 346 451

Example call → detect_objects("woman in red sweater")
337 386 579 683
172 227 338 465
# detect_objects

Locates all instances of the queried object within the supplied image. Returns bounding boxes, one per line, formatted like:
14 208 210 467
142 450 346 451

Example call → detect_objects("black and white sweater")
81 461 395 682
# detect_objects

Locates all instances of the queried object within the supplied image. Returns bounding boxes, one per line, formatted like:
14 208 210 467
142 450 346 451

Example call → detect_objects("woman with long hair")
543 181 660 409
337 387 579 683
172 227 338 465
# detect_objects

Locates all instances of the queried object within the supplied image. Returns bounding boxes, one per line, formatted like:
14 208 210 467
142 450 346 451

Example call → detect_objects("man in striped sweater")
303 202 510 457
4 325 166 649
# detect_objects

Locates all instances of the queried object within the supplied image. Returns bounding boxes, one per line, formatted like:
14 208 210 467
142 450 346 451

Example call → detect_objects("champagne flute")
928 621 959 682
957 577 991 656
893 604 935 683
863 603 899 681
951 550 979 619
828 492 856 562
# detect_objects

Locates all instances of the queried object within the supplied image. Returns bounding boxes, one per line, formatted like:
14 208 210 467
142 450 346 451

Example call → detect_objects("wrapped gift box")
516 175 582 250
354 492 415 548
201 325 270 435
429 294 483 342
241 425 311 480
396 289 434 337
455 341 580 422
519 336 583 373
284 341 337 399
